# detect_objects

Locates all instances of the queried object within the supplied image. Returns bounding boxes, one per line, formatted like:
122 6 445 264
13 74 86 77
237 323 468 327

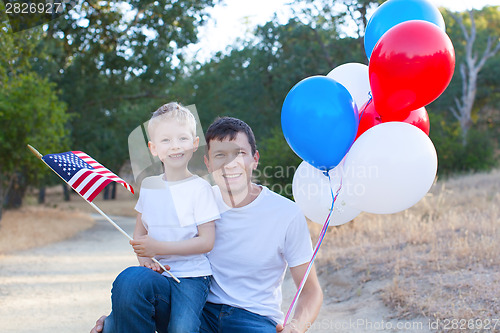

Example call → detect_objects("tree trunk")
0 169 16 223
38 187 46 204
0 170 6 224
103 184 110 200
5 173 26 209
103 182 117 200
449 10 500 146
63 184 70 201
0 184 3 223
111 182 117 200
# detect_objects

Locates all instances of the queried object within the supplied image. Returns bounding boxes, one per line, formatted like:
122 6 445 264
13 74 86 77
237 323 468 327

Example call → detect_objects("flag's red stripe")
74 151 123 179
93 170 130 187
86 179 112 202
71 170 94 189
94 170 121 178
76 169 131 194
79 174 101 198
74 151 105 169
72 151 134 194
72 152 100 169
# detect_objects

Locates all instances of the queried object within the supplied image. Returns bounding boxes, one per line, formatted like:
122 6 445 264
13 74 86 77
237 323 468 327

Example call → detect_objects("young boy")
102 102 220 333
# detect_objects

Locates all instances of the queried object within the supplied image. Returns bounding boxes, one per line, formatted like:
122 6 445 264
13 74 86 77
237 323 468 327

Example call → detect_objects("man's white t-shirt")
135 175 220 278
207 185 313 324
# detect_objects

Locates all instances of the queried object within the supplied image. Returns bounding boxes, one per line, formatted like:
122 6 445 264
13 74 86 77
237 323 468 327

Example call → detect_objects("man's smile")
223 173 242 179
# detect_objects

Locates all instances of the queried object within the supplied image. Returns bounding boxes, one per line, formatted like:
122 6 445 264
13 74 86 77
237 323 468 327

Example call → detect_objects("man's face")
204 132 259 197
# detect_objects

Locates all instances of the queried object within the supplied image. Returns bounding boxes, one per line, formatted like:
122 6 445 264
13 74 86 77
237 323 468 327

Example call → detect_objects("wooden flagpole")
28 144 180 283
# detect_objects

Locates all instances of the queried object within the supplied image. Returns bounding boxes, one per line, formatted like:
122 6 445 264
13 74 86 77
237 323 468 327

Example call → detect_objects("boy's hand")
130 235 160 258
276 322 301 333
90 315 106 333
137 256 163 273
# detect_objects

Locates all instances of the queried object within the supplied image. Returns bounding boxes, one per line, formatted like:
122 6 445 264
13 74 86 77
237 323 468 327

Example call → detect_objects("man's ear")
204 154 212 173
252 150 260 170
148 141 157 157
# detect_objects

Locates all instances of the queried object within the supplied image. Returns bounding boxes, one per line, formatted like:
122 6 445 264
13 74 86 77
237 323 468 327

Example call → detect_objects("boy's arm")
132 213 162 272
130 220 215 257
276 263 323 333
133 213 147 239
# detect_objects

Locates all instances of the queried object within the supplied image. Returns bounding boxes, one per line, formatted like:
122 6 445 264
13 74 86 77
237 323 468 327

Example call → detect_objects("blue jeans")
103 266 210 333
200 302 277 333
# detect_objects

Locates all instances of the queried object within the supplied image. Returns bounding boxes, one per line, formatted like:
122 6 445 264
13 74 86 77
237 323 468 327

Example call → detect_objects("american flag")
42 151 134 202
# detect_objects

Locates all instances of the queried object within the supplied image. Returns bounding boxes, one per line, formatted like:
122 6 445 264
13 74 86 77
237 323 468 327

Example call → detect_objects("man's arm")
277 263 323 333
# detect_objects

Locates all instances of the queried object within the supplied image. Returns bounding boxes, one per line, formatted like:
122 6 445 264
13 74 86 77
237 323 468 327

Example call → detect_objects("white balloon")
292 161 361 226
342 122 437 214
327 63 371 109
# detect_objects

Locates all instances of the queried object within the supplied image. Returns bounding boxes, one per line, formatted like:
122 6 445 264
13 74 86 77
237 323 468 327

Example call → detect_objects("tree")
416 7 500 173
34 0 217 177
291 0 383 54
448 7 500 145
170 13 368 193
0 17 69 221
2 0 75 32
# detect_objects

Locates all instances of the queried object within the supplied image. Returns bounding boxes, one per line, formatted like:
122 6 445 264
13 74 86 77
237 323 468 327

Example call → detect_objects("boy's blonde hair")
148 102 197 138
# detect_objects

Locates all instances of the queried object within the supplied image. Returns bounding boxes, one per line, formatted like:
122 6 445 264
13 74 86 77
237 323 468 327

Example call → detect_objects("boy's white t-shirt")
135 175 220 278
207 185 313 324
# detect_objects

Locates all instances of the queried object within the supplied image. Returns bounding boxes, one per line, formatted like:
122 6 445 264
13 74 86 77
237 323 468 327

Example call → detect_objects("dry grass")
0 206 94 254
315 169 500 331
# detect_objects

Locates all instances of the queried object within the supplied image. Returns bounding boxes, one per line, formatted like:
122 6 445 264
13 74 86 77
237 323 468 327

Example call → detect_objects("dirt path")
0 215 431 333
0 215 137 333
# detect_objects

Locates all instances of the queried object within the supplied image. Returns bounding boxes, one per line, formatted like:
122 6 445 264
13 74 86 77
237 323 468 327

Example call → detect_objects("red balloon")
355 100 430 140
369 20 455 120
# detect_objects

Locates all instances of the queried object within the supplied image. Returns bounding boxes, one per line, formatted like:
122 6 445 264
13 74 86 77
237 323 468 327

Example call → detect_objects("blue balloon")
364 0 446 60
281 76 359 171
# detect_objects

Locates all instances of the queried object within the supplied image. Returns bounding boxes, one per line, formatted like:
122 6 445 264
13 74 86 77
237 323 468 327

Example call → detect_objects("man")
92 116 323 333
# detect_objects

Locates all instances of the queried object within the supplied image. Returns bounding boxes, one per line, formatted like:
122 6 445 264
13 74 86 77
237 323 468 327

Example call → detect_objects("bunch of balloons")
281 0 455 226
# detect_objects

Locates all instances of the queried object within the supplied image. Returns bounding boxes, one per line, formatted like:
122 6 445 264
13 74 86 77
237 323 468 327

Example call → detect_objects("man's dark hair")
205 117 257 156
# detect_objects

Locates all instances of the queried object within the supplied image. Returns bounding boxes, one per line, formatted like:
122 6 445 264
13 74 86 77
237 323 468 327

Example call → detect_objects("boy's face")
204 132 259 196
148 119 199 169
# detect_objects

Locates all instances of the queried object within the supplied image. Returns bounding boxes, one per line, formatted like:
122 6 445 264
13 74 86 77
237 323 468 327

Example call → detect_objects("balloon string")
283 173 342 327
359 93 372 120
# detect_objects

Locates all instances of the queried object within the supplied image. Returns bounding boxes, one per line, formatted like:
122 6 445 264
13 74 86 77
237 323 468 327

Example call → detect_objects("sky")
186 0 499 62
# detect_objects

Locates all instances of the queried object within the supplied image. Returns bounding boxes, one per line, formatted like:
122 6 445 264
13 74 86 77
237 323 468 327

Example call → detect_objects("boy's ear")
148 141 158 156
193 136 200 152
